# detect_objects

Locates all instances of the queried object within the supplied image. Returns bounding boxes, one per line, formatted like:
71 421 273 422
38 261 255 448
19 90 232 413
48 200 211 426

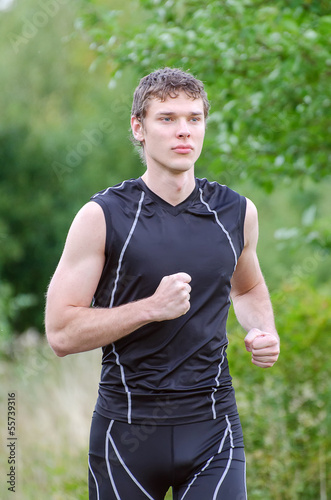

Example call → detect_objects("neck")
141 170 196 206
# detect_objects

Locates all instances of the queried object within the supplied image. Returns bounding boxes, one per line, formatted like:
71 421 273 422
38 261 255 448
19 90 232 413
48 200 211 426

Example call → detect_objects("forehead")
145 92 204 117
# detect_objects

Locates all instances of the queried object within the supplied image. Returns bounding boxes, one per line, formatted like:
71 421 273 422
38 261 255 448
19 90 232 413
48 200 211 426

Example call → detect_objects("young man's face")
132 92 206 174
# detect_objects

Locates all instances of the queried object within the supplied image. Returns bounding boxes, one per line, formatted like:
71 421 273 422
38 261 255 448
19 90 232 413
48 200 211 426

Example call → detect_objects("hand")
244 328 280 368
149 272 192 322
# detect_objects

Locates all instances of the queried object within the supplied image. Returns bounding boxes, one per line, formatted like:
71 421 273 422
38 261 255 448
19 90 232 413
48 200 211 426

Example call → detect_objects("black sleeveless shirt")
91 177 246 424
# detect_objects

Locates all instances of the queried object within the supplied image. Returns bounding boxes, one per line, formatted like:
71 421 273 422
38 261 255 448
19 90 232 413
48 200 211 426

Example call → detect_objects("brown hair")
131 67 210 157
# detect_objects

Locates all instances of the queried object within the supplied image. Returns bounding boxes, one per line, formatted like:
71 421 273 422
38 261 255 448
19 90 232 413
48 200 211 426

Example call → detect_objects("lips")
172 145 193 154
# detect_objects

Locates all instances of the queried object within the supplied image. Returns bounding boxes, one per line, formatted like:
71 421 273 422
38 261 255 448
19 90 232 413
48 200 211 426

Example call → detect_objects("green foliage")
0 0 141 332
227 281 331 499
0 338 98 500
0 1 330 498
1 0 330 334
0 282 36 357
76 0 331 268
245 178 331 292
78 0 331 189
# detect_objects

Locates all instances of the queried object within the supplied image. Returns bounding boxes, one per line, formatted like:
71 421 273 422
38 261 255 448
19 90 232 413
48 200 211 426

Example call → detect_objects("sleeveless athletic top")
91 177 246 425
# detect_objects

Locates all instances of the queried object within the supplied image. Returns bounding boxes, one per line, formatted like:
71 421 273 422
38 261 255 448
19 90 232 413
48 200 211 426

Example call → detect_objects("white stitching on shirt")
111 344 132 424
109 190 145 424
211 343 227 419
109 191 145 308
198 188 238 269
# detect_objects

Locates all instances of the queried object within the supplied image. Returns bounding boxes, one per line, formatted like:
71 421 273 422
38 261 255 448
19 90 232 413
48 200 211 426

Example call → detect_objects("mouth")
172 145 193 154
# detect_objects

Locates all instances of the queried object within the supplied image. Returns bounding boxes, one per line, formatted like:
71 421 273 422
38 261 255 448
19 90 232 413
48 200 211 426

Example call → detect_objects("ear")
131 116 145 142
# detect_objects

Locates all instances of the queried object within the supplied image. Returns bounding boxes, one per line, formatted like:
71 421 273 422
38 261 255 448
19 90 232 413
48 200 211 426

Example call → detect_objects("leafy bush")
227 281 331 499
78 0 331 189
0 281 36 358
0 0 140 333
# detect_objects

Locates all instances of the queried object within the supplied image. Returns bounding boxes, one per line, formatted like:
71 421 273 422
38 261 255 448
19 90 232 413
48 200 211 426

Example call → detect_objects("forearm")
231 282 278 338
46 297 156 357
46 272 191 357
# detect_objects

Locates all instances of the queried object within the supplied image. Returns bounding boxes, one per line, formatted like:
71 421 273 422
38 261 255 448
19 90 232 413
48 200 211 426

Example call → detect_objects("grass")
1 331 100 500
0 333 174 499
0 336 227 500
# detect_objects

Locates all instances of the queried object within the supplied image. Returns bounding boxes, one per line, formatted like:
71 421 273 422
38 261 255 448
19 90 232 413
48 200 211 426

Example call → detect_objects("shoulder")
243 198 259 248
91 179 141 205
244 198 258 227
197 177 227 196
71 201 105 230
197 177 242 199
91 180 146 227
64 201 106 258
197 178 246 213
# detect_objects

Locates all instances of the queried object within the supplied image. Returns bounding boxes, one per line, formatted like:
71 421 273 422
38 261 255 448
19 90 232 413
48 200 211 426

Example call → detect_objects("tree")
77 0 331 190
0 0 139 333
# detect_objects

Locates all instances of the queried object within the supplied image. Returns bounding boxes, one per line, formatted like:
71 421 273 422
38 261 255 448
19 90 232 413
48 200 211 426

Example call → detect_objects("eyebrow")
155 111 204 117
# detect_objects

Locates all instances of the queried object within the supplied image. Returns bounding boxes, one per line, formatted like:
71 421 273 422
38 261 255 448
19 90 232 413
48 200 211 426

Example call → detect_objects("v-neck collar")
137 177 199 216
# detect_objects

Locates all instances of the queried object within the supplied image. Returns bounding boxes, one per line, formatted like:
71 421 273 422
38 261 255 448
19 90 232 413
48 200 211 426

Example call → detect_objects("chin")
169 163 194 174
170 157 196 170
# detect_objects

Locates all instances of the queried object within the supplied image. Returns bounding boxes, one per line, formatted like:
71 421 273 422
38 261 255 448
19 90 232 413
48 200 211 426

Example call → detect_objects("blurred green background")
0 0 330 498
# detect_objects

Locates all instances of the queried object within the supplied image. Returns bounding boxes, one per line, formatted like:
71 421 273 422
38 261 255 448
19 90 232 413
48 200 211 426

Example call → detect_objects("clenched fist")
244 328 280 368
149 272 192 322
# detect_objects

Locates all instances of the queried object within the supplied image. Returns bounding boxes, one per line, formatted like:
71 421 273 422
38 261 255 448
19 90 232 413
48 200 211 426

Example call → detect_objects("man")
45 67 280 500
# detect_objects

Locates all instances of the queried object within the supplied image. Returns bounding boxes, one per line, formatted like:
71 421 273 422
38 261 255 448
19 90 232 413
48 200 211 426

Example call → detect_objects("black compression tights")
88 411 247 500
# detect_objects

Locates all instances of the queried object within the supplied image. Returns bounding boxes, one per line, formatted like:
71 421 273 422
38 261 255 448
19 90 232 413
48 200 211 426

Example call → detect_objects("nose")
176 119 191 138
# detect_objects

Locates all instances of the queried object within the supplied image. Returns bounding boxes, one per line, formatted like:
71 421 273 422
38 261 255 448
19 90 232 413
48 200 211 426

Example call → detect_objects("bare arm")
230 198 280 368
45 202 191 357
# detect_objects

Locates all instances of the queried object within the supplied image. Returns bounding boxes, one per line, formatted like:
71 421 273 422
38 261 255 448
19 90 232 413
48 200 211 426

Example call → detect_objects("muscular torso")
91 177 246 424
